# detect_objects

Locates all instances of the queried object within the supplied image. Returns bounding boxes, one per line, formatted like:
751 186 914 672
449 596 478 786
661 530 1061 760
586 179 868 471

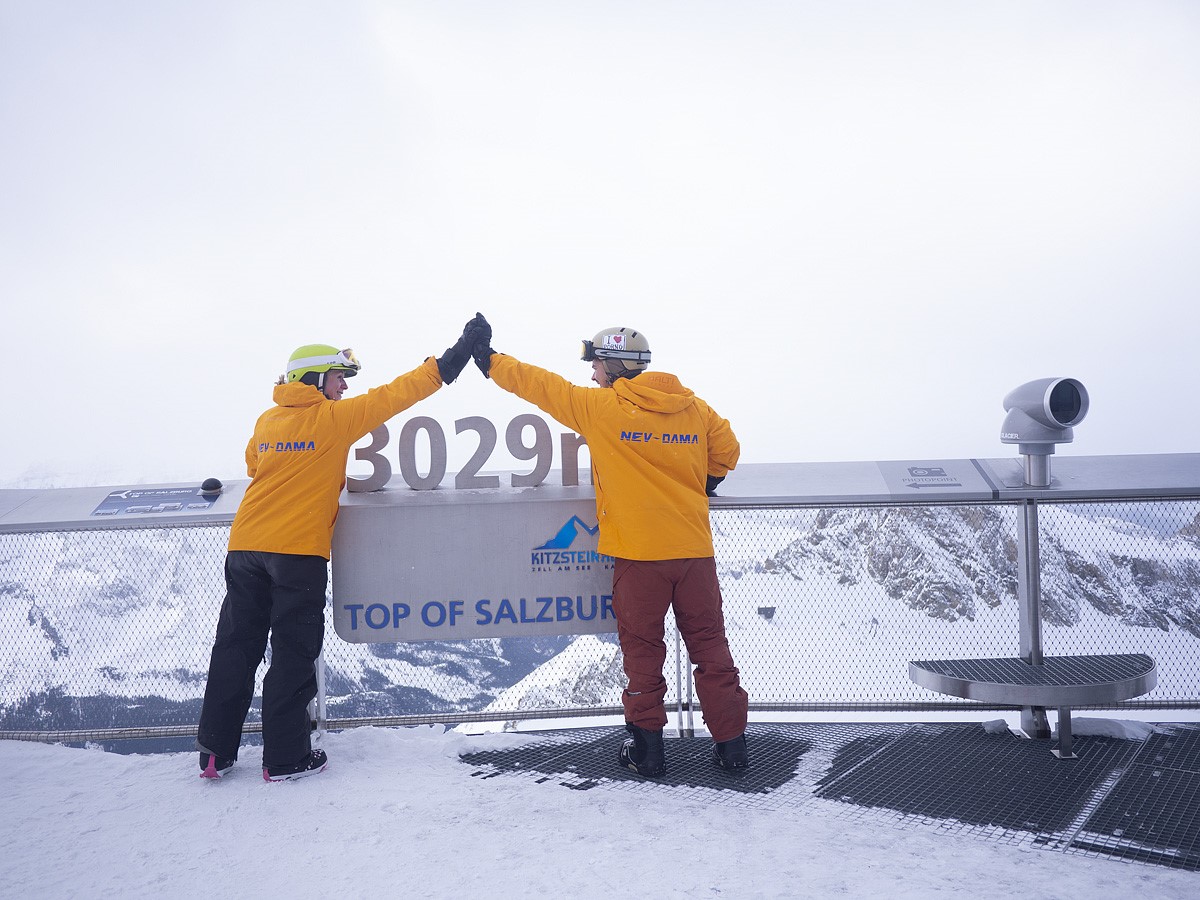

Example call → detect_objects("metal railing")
3 492 1199 745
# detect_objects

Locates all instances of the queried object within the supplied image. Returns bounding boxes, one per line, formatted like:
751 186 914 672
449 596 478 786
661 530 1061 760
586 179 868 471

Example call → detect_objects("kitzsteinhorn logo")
530 516 613 570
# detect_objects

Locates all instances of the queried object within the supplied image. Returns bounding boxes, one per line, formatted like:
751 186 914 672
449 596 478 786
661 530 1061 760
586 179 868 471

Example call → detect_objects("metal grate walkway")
461 721 1200 872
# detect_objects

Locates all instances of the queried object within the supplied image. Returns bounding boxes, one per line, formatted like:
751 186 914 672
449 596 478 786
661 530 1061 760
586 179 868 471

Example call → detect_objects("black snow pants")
196 550 327 769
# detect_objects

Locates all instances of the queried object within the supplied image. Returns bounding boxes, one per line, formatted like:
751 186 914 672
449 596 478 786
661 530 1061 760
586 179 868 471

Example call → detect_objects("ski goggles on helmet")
580 339 650 363
335 348 360 371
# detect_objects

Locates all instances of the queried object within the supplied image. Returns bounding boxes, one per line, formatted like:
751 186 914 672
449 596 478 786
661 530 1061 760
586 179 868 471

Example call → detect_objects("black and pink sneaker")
263 749 328 782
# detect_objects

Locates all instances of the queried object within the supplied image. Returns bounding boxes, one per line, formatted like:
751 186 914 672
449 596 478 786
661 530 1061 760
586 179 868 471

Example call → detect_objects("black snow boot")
619 723 666 777
263 748 328 782
712 733 750 772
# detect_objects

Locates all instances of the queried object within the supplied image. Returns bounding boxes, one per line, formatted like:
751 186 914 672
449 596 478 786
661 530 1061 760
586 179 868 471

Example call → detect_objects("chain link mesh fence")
2 498 1198 744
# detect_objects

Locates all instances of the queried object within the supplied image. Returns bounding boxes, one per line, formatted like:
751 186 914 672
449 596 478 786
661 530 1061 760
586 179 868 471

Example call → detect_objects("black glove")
437 313 491 384
705 474 725 497
470 312 496 378
473 339 496 378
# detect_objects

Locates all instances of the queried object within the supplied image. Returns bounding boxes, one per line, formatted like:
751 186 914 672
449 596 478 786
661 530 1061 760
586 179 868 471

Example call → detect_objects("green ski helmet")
285 344 361 390
581 327 651 382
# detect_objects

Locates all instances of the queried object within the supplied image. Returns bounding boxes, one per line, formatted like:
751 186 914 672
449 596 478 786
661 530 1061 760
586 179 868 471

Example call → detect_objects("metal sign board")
875 459 997 498
331 485 618 641
0 480 247 533
91 486 221 518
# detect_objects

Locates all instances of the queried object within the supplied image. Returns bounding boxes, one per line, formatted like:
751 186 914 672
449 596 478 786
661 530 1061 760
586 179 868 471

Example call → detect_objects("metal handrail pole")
1017 498 1050 737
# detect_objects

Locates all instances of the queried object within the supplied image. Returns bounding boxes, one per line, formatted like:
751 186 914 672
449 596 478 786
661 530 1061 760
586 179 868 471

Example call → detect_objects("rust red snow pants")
612 556 748 742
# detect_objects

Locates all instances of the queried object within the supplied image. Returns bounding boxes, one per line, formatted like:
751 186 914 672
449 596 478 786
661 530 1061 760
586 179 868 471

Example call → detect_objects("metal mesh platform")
813 723 1142 838
463 722 832 810
460 721 1200 871
1067 727 1200 869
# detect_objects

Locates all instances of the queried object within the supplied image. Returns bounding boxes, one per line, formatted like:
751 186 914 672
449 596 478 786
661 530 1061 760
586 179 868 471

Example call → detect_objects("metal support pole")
1017 499 1044 667
1023 453 1051 488
316 650 327 734
1052 707 1077 759
308 650 327 740
673 626 685 736
685 643 695 738
673 625 695 737
1017 497 1050 738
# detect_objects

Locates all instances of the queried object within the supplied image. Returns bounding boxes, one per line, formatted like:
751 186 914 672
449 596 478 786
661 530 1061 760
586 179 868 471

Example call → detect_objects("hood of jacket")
612 371 695 414
272 381 326 408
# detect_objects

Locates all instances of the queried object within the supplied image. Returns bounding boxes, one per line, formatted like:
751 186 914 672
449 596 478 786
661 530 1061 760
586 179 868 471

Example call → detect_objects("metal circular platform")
908 654 1157 707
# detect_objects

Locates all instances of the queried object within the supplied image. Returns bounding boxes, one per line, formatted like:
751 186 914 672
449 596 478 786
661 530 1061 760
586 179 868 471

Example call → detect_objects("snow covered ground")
3 723 1196 899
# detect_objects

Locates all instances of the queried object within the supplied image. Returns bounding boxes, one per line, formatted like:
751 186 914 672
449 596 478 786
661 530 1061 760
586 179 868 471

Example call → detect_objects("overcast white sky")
2 1 1198 489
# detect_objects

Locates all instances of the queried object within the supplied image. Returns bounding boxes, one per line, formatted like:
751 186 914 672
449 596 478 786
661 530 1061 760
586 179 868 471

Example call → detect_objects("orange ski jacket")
228 357 442 559
490 354 740 561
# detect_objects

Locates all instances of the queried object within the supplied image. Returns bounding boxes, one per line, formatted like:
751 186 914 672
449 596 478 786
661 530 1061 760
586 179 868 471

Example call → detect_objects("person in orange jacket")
472 320 749 777
197 315 490 782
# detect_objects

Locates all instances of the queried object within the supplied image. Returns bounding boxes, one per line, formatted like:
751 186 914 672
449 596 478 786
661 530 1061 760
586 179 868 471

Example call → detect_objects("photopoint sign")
331 485 618 642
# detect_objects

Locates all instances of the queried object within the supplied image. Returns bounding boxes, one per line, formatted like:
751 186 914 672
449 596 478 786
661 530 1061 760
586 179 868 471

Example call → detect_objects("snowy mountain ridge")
766 506 1200 635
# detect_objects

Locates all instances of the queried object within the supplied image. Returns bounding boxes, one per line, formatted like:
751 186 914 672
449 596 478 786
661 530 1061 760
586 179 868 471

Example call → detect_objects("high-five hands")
470 313 495 378
437 312 492 384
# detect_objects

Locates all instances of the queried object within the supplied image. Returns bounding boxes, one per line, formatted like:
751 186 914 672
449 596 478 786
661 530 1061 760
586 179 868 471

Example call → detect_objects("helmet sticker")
583 327 649 369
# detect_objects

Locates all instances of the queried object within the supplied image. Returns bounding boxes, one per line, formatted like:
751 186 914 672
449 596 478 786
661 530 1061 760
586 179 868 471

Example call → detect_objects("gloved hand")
472 313 496 378
437 312 491 384
705 474 725 497
473 338 496 378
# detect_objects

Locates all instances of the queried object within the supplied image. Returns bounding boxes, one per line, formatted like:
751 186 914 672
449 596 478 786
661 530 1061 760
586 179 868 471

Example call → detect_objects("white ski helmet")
581 327 651 381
